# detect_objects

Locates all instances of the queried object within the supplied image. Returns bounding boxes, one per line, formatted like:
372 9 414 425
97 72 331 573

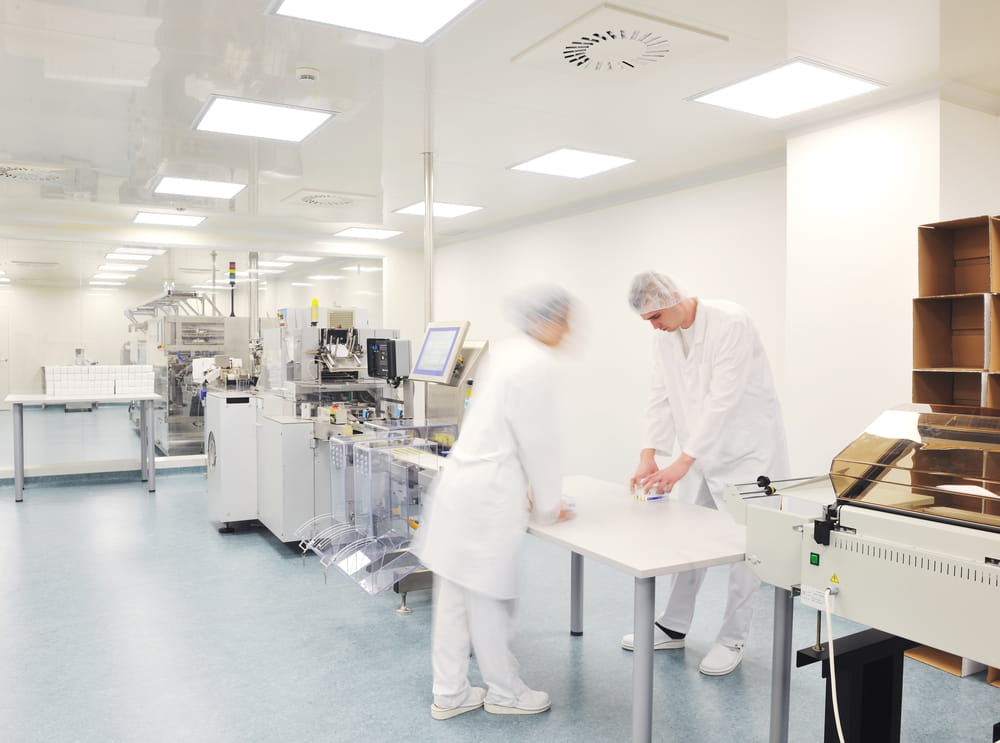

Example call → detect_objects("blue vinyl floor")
0 410 997 742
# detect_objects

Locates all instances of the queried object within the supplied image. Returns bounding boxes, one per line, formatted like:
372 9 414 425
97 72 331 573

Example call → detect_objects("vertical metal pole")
570 551 584 635
145 399 156 492
633 576 655 743
770 587 794 743
249 251 260 342
423 151 434 327
13 402 24 502
139 401 149 481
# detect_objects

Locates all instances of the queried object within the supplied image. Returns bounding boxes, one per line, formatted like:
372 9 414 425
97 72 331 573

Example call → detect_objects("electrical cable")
824 587 846 743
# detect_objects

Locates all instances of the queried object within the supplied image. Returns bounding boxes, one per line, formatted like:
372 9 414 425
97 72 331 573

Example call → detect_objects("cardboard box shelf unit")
913 215 1000 406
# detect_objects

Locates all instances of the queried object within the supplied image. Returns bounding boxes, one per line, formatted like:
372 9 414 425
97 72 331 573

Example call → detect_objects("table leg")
633 576 655 743
571 551 584 636
144 400 156 493
13 402 24 502
770 587 794 743
139 402 149 482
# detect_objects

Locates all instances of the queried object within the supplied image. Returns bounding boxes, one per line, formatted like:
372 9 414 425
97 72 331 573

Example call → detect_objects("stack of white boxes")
114 365 155 395
43 365 155 396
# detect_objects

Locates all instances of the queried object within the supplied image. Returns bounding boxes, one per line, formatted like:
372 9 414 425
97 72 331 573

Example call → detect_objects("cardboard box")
913 370 983 407
914 296 987 370
905 646 986 677
918 216 992 296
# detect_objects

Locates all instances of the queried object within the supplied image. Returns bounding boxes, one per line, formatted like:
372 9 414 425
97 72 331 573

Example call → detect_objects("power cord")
824 587 846 743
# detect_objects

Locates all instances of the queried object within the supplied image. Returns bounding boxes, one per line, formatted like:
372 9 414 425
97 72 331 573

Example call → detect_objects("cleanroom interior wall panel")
786 98 940 475
432 167 787 485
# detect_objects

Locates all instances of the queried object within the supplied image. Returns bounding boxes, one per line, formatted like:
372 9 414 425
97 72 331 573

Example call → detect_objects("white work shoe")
698 643 743 676
431 686 486 720
484 687 551 715
621 624 685 651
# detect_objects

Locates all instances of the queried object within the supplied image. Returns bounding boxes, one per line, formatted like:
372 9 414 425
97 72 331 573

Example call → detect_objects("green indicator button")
809 552 820 566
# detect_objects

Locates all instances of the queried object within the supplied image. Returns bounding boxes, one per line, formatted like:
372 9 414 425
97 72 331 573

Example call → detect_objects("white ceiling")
1 0 999 288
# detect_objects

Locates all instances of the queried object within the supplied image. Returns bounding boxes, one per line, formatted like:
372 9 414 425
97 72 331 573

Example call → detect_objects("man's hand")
637 453 695 495
629 449 659 492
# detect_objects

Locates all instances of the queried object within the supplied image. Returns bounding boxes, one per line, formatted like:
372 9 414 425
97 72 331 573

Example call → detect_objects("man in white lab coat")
623 270 789 676
413 285 575 720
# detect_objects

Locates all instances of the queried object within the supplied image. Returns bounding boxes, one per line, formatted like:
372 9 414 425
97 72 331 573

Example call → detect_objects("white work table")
529 475 747 743
4 393 162 502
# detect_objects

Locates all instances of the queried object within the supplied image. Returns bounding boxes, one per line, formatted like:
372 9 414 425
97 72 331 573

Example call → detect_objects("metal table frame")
529 475 747 743
5 393 161 502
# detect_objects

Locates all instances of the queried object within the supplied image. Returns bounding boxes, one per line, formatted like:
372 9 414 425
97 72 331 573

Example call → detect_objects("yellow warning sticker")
829 573 840 584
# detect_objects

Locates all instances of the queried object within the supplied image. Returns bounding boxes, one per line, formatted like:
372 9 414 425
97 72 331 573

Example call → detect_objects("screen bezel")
407 321 470 384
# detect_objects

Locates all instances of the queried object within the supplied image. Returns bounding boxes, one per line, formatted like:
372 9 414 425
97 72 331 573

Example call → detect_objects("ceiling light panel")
276 255 323 263
691 58 883 119
94 273 132 280
134 212 206 227
394 201 482 218
334 227 402 240
258 261 292 268
193 95 335 142
307 275 344 280
511 148 634 178
270 0 478 43
154 176 247 199
106 253 152 261
90 281 125 286
98 264 144 272
115 247 166 256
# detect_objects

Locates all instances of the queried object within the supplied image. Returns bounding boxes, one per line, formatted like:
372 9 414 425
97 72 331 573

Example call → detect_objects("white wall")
5 285 156 393
939 100 1000 220
785 98 941 474
433 167 787 483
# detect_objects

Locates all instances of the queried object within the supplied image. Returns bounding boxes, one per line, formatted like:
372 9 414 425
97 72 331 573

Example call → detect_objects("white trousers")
658 478 760 649
431 575 526 707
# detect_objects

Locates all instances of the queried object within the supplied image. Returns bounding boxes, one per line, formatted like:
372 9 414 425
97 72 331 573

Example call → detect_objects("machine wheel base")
218 523 235 534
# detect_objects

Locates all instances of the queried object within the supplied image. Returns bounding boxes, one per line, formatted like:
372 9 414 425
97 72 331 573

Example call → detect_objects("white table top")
5 393 162 404
528 475 747 579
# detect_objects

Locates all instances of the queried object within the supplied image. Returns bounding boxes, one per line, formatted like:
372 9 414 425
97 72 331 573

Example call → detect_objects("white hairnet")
628 271 688 315
505 284 574 336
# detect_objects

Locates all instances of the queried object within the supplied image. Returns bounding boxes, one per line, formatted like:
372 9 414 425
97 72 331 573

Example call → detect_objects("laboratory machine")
125 290 250 455
726 404 1000 742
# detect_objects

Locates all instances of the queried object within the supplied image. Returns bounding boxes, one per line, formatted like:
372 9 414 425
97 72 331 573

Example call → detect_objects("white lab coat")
642 299 789 504
413 334 563 601
644 299 788 648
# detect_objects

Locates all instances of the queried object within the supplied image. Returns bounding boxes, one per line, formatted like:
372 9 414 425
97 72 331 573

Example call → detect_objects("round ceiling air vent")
563 30 669 71
0 165 66 184
302 192 354 208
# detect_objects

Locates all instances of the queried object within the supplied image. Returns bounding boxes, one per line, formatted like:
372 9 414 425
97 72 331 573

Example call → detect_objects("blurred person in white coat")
413 285 576 720
622 270 789 676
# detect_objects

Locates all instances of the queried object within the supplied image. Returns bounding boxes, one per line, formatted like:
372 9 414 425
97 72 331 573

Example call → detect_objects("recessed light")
290 282 313 287
394 201 483 218
106 253 152 261
99 264 144 272
154 176 247 199
690 58 884 119
270 0 478 43
258 261 293 268
307 275 344 280
276 255 323 263
115 247 167 256
134 212 206 227
333 227 402 240
193 94 335 142
0 277 10 283
340 265 383 273
90 281 125 286
510 148 634 178
94 273 132 280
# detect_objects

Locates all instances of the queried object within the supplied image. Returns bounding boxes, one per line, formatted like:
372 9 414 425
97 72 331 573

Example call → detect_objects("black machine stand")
797 629 917 743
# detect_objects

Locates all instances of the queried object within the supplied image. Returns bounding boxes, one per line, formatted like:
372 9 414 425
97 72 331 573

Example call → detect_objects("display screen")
412 327 461 377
